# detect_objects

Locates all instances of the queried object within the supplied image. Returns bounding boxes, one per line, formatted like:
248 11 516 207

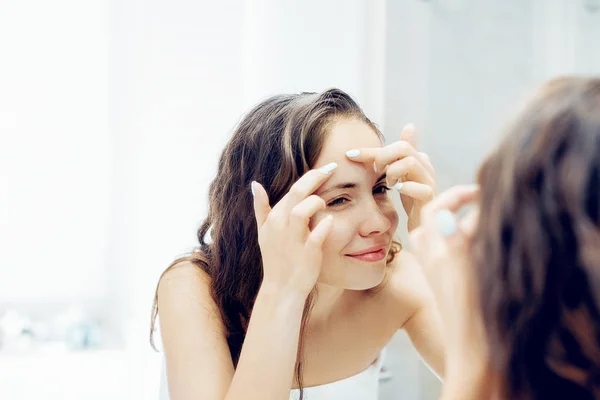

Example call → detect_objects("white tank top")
289 350 386 400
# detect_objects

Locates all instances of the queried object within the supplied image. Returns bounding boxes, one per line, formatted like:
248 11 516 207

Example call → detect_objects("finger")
434 209 459 237
399 123 418 148
385 156 431 186
375 142 434 176
252 181 272 228
393 181 434 201
408 226 424 254
346 142 434 177
372 141 418 173
421 184 480 227
274 163 337 214
306 215 333 249
430 209 477 253
344 147 380 164
459 206 480 239
289 195 326 238
419 152 435 176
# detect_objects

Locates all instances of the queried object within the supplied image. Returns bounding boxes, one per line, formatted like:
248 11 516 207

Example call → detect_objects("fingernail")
393 182 403 191
404 123 416 130
319 162 338 175
435 209 457 237
346 149 360 158
250 181 256 197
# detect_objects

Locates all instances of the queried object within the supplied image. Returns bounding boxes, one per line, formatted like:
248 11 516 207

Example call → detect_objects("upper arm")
387 250 445 378
157 262 234 400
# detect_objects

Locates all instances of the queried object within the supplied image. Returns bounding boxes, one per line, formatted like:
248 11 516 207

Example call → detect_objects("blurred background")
2 0 600 399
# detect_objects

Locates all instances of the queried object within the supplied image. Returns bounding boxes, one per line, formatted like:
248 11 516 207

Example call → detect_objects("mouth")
345 245 387 262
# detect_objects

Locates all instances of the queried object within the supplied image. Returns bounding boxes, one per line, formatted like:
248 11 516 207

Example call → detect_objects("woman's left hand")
346 124 436 231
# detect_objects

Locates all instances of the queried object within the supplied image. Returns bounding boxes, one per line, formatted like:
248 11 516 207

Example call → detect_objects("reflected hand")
409 185 489 394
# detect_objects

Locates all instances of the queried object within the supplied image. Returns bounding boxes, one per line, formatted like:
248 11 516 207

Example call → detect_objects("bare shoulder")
157 260 234 399
158 259 228 339
159 259 208 283
159 261 220 318
381 249 434 329
158 260 212 303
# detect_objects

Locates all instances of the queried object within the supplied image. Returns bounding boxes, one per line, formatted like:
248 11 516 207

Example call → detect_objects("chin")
322 260 387 290
349 267 387 290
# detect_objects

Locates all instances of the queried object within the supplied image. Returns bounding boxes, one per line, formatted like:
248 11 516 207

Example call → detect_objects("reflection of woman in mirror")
151 89 443 399
412 76 600 400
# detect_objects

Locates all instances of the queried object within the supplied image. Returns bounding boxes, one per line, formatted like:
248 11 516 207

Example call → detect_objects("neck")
307 283 347 325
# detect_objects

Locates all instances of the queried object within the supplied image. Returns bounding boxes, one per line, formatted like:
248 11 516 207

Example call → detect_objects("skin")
158 118 444 400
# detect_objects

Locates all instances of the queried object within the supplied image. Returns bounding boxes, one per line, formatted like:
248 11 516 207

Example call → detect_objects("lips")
346 245 387 262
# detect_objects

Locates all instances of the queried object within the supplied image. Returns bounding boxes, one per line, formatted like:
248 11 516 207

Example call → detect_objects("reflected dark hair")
473 77 600 399
150 88 401 398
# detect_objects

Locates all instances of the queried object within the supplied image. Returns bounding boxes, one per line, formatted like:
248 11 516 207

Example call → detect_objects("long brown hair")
150 88 400 397
473 77 600 399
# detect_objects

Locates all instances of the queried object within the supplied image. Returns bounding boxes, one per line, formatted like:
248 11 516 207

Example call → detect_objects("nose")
358 200 392 238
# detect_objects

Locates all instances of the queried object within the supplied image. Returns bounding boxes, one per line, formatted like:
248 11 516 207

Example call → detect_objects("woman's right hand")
409 185 491 399
251 163 337 297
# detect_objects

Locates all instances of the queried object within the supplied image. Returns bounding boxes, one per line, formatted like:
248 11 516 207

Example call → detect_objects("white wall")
110 0 247 337
110 1 247 397
0 1 111 303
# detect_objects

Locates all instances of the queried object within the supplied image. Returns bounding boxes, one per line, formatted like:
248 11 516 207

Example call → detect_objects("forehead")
315 118 382 166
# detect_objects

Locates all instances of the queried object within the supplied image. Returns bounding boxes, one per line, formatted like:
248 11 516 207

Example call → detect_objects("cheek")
382 202 400 232
321 220 354 255
310 213 355 255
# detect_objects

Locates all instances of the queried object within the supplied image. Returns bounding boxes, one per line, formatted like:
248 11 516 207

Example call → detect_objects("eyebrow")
319 173 387 196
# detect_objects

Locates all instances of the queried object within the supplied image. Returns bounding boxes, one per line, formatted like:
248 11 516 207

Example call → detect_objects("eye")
327 197 349 207
373 185 390 195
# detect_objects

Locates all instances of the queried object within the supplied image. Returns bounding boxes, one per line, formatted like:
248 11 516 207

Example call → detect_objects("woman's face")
311 118 399 290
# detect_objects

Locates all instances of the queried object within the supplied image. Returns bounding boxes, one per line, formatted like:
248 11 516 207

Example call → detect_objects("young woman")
151 89 444 399
412 76 600 400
